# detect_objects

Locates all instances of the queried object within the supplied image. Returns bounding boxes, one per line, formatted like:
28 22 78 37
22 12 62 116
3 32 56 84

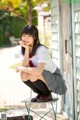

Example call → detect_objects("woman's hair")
20 24 42 57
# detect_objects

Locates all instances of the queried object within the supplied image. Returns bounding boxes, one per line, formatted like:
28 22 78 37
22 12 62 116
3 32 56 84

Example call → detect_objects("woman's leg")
21 72 43 94
28 74 52 102
23 80 42 94
33 79 50 96
32 79 52 102
21 72 52 102
21 71 28 81
28 73 50 95
21 72 43 102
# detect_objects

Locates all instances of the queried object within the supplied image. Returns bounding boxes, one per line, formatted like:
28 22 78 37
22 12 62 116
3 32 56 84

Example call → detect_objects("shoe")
31 94 41 102
36 94 52 102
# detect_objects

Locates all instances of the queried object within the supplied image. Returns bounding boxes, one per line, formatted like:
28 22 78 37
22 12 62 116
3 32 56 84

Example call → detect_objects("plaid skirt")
42 67 67 95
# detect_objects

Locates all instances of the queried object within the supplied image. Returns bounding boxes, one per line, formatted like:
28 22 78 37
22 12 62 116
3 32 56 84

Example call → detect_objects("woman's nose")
22 38 27 42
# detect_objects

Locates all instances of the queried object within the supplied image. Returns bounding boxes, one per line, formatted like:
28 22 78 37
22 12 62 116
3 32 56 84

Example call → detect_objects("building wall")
50 0 77 120
73 3 80 120
50 0 64 113
38 11 45 44
50 0 59 67
37 11 51 46
60 3 74 120
50 0 80 120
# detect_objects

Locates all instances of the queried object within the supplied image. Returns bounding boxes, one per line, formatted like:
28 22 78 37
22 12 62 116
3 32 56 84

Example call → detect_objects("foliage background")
0 12 25 46
0 0 49 47
0 11 37 47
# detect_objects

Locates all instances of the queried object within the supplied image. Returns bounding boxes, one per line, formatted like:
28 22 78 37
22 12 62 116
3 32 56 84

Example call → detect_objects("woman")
16 24 67 102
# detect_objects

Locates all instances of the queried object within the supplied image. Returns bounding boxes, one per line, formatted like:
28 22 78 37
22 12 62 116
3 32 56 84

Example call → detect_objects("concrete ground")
0 47 67 120
0 46 32 107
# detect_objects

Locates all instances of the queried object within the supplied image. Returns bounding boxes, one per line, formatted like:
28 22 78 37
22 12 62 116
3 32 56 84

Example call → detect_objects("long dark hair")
20 24 42 57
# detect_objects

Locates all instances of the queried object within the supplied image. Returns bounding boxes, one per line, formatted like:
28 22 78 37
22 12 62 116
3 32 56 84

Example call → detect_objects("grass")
10 62 22 70
0 108 10 112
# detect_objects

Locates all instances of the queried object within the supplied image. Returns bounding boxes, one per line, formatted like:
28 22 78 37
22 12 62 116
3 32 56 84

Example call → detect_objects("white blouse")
29 46 57 73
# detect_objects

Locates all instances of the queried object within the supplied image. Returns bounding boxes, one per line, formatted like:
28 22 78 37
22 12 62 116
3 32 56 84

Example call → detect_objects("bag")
7 115 33 120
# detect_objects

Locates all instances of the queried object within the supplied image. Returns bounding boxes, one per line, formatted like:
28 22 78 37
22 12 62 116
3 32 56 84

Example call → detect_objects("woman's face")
21 34 34 47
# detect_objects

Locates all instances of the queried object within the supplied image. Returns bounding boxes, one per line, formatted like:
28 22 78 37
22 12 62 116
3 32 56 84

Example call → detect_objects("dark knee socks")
23 79 51 96
33 80 51 96
23 80 42 94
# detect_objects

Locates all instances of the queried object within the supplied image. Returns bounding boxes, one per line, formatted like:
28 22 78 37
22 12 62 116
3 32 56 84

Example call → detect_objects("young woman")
16 24 67 102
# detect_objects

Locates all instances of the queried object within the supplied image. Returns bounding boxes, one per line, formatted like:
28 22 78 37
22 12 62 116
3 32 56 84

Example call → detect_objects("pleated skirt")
42 67 67 95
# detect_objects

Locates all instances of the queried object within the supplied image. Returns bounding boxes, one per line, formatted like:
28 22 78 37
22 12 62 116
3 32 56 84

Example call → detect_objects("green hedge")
0 15 38 47
0 13 27 47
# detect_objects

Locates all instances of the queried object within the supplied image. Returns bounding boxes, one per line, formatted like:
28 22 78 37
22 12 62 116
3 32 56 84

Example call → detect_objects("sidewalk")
0 108 66 120
0 47 33 107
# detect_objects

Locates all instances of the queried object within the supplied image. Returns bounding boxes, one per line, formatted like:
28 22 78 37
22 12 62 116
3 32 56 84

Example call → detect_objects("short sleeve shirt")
29 46 57 73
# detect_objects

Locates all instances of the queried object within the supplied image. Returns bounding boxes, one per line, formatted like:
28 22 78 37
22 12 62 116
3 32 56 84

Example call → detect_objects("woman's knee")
21 72 28 81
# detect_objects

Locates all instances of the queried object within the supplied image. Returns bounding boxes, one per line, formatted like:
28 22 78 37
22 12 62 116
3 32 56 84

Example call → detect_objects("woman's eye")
23 34 26 37
28 35 31 37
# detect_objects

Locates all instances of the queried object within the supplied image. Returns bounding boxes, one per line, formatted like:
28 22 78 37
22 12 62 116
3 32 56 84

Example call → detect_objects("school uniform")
29 46 67 95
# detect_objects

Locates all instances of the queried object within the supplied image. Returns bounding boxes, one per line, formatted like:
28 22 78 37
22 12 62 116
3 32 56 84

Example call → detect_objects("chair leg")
51 102 56 120
25 103 32 120
24 100 57 120
39 109 53 120
25 102 47 120
24 102 57 120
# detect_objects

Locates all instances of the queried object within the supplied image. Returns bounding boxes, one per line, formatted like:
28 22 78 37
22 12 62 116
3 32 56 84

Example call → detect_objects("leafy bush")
0 12 26 47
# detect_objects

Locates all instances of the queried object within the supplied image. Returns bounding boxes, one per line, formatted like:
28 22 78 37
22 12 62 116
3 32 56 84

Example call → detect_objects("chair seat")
22 98 59 104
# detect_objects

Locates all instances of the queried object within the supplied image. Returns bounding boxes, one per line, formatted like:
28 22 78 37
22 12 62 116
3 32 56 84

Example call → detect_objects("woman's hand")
19 40 32 52
19 40 27 48
16 66 23 72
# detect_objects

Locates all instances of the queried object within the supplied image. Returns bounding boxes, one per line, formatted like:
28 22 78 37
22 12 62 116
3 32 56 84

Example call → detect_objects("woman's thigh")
21 72 47 85
21 72 41 82
28 74 47 85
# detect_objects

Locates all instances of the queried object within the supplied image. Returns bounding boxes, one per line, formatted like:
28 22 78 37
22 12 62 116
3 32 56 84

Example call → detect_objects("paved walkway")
0 47 36 107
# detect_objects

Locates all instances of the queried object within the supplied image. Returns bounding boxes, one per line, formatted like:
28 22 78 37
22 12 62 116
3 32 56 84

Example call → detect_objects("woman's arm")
16 62 45 75
22 46 29 67
19 40 30 67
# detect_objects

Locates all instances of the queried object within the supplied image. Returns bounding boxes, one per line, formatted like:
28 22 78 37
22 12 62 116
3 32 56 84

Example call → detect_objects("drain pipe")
69 1 75 120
